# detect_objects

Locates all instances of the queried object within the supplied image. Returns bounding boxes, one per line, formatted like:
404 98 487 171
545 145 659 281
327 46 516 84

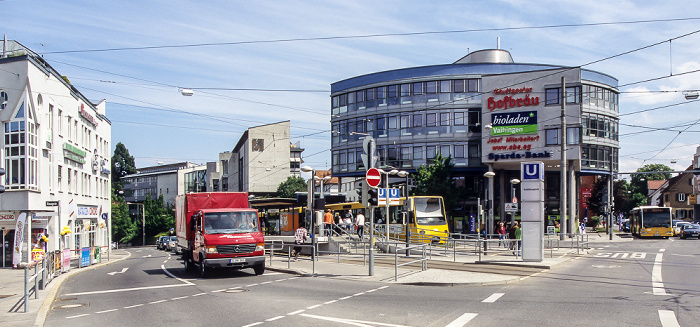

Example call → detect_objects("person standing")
323 209 334 236
508 222 517 251
497 222 507 247
514 222 522 256
355 210 365 239
292 224 308 262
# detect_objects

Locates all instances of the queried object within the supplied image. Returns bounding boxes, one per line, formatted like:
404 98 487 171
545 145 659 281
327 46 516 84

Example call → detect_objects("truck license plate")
230 258 245 263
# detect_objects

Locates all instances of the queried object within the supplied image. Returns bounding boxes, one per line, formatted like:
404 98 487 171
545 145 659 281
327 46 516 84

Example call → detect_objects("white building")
121 162 204 206
0 40 111 267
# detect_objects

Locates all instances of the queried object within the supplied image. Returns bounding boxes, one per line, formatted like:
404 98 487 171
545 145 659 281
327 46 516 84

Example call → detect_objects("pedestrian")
497 221 506 247
323 209 334 236
292 223 308 262
508 222 517 251
514 222 522 256
334 211 342 234
343 215 353 235
355 210 365 239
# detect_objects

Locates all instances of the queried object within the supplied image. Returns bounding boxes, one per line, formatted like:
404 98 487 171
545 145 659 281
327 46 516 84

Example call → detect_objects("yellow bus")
325 196 450 244
630 206 673 238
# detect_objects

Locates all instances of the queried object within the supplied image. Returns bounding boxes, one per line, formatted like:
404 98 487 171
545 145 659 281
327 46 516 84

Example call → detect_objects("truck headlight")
255 243 265 252
205 245 218 254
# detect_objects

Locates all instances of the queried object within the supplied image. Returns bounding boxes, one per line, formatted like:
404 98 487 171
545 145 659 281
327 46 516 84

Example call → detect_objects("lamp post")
483 171 495 255
510 178 520 226
314 175 331 236
301 166 316 261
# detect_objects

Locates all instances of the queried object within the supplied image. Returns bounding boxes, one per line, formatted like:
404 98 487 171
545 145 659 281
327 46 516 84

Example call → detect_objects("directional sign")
366 168 381 188
378 188 400 205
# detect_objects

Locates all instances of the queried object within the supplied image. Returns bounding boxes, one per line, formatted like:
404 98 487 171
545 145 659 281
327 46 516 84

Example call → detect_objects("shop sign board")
490 111 538 136
80 247 91 267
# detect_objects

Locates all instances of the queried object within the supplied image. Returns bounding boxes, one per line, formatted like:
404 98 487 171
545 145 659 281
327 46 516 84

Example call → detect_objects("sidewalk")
0 249 131 327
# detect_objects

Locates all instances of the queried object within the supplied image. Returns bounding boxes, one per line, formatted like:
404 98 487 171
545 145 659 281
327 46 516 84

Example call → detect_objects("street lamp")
300 165 317 261
484 171 495 240
510 178 520 226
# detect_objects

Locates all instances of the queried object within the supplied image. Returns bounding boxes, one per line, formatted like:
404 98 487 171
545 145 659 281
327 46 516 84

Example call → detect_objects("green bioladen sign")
490 111 537 136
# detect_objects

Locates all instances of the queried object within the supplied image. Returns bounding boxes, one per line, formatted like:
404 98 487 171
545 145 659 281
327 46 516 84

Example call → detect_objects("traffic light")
361 182 369 208
367 188 379 207
0 167 5 193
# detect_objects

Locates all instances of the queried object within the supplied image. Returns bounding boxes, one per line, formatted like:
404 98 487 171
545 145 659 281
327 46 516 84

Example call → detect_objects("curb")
33 250 132 327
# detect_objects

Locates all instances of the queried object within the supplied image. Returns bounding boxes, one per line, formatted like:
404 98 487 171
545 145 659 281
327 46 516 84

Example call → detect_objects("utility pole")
560 76 568 241
368 138 375 276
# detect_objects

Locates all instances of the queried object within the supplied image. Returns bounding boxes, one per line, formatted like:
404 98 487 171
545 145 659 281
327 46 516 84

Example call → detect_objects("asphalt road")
45 239 699 326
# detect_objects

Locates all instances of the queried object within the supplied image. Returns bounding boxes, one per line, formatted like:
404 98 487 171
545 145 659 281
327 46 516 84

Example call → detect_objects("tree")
629 164 671 208
112 142 137 195
111 190 137 244
586 176 609 216
410 154 461 215
277 176 307 198
144 194 176 237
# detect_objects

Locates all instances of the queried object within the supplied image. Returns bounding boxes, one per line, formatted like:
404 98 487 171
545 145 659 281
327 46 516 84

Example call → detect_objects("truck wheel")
184 256 195 272
253 264 265 276
199 261 208 278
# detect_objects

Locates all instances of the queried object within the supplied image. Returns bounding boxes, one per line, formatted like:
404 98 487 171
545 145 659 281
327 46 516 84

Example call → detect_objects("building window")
677 193 686 202
545 88 560 105
545 129 559 145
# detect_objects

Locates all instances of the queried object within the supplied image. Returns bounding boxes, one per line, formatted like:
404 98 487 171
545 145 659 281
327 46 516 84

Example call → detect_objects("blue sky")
2 0 700 175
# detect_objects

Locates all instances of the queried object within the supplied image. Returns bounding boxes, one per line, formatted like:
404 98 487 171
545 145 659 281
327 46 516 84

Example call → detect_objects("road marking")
659 248 666 252
353 292 365 296
241 323 263 327
171 296 189 300
245 283 259 287
482 293 504 303
143 255 152 257
260 281 273 285
652 253 666 295
66 314 91 319
163 260 168 263
265 316 285 322
96 309 118 314
192 292 207 297
339 296 352 300
149 300 167 304
265 272 284 275
162 265 195 285
124 303 144 309
108 267 129 275
445 313 478 327
287 309 305 315
212 289 228 293
300 313 412 326
307 304 322 309
66 283 191 296
324 300 338 304
658 310 680 327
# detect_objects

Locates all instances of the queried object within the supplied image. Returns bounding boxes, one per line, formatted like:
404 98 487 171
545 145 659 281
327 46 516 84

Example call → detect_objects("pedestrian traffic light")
367 188 379 207
0 167 5 193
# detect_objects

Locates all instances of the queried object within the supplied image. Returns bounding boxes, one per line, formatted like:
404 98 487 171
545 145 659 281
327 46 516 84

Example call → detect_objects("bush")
587 216 601 227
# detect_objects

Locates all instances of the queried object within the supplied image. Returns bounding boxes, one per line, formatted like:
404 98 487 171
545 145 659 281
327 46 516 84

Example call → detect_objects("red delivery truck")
176 192 265 277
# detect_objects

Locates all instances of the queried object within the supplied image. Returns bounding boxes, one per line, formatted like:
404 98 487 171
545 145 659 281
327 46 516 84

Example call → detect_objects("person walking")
508 221 517 251
497 221 507 247
355 210 365 239
292 223 308 262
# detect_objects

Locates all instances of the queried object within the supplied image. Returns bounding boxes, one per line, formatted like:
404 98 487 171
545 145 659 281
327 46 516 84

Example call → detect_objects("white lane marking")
653 253 666 295
96 309 118 314
163 260 168 263
107 267 129 275
162 264 195 285
265 316 285 322
66 314 90 319
260 281 273 285
445 313 479 327
192 292 207 297
339 296 352 300
245 283 259 287
65 283 190 296
212 289 228 293
149 300 167 304
171 296 189 300
659 248 666 252
143 255 152 258
324 300 338 304
353 292 365 296
265 272 284 275
300 313 412 327
307 304 322 309
482 293 505 303
124 303 144 309
241 322 264 327
658 310 680 327
377 286 389 290
287 309 305 315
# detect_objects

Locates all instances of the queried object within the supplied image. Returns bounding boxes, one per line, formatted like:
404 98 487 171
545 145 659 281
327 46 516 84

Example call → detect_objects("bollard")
24 266 28 313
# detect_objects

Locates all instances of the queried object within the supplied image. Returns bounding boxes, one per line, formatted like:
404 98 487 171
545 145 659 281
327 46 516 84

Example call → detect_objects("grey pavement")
0 232 630 326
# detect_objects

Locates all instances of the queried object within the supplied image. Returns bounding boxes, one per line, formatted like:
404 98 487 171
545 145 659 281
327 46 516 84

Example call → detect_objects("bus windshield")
414 198 446 225
642 209 672 228
204 211 258 234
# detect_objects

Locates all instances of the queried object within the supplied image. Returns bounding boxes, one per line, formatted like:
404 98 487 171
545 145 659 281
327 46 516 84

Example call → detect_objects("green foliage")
586 176 609 215
276 176 307 198
111 142 137 194
144 194 175 237
410 154 461 214
111 191 137 244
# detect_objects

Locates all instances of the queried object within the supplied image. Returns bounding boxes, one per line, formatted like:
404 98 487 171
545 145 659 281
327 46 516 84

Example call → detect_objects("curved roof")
331 50 618 93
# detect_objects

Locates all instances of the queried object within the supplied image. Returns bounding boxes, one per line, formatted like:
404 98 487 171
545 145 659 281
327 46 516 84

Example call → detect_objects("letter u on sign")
521 162 544 181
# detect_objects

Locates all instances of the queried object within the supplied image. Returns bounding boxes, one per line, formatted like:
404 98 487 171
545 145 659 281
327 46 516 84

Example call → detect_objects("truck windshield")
204 212 259 234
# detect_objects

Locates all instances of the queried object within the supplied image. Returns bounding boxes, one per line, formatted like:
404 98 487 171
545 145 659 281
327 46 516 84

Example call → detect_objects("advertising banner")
80 247 90 267
12 212 27 266
62 248 71 272
490 111 537 136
